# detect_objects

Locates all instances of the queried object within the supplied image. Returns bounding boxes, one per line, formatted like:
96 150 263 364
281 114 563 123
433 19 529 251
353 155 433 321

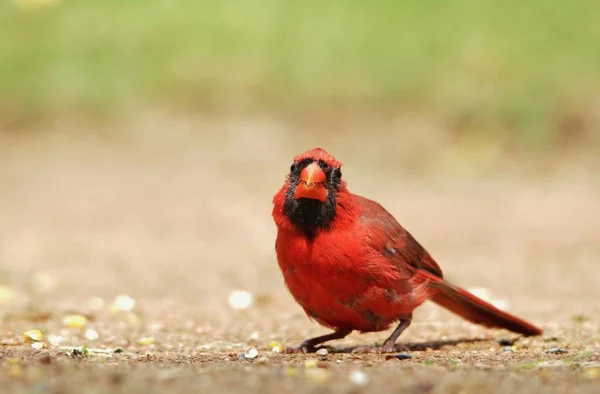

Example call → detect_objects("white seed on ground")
316 348 328 356
244 346 259 359
23 330 44 342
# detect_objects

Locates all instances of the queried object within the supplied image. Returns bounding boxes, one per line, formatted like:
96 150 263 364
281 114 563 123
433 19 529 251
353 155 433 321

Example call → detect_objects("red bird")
272 148 542 353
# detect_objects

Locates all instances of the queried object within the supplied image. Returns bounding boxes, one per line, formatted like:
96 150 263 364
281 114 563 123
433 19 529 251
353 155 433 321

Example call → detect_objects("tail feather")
418 270 543 336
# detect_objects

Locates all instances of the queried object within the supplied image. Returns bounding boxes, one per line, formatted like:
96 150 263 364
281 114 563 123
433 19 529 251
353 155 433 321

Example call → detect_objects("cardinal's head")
275 147 353 237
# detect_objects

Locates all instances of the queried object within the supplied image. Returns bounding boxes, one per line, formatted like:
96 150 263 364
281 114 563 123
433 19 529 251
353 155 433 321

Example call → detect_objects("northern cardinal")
272 147 542 353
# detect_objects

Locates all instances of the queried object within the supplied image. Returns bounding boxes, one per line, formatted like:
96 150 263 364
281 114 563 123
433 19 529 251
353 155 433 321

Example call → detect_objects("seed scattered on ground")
244 346 259 359
316 348 328 356
23 329 44 342
269 341 283 353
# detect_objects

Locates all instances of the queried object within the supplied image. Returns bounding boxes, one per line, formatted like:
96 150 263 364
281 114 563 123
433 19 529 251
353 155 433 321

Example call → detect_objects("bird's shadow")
328 337 494 354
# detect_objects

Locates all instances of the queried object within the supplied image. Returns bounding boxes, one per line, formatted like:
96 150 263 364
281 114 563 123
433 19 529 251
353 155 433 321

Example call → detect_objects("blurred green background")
1 0 599 151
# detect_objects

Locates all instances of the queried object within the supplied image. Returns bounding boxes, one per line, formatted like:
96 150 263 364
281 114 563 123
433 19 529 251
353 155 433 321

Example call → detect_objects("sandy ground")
1 114 599 393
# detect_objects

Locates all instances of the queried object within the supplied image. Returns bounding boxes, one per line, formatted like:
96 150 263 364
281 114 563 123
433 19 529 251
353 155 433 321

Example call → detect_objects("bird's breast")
275 230 425 332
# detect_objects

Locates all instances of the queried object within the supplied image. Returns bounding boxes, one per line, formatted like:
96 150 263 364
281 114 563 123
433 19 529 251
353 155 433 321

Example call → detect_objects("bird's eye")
334 168 342 179
290 163 297 172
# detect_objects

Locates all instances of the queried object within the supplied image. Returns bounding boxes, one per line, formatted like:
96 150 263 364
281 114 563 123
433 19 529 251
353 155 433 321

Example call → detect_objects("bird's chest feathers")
276 230 373 308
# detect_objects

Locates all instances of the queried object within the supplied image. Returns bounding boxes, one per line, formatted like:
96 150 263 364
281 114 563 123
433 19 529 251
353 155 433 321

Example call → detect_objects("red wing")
355 194 443 278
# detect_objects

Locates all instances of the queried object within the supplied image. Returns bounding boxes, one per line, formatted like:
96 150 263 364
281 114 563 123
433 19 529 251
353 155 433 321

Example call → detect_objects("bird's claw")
283 347 307 354
283 343 317 354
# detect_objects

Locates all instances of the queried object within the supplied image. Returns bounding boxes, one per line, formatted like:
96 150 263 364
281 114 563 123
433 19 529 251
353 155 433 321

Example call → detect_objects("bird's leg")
285 329 352 353
352 316 412 354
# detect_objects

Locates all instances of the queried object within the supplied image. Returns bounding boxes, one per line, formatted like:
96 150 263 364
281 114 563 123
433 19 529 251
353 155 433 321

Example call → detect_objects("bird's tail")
418 270 542 336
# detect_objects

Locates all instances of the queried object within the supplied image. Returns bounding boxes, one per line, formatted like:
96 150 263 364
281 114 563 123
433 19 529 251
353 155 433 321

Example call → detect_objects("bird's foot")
283 347 307 354
283 341 320 354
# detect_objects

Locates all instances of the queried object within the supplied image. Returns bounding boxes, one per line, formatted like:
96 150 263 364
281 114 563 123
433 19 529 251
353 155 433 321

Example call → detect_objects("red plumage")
272 148 542 353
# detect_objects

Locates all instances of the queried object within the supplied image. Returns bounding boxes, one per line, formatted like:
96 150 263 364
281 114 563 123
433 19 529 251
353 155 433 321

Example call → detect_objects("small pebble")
503 346 515 352
316 348 328 357
349 370 369 386
237 353 246 360
31 342 45 350
546 347 568 354
244 346 259 359
393 352 412 360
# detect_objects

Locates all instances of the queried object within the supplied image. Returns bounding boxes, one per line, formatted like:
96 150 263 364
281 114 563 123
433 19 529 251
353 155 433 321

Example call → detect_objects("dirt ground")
1 114 599 393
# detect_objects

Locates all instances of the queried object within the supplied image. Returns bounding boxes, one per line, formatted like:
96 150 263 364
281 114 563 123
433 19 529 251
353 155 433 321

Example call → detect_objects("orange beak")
294 162 328 203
